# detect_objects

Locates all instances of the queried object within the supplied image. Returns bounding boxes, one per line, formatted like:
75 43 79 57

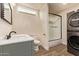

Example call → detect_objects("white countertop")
0 34 34 46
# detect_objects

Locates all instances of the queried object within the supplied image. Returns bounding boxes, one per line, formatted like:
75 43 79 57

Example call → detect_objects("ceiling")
48 3 79 14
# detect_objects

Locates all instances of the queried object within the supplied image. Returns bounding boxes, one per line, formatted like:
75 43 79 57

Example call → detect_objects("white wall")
39 4 49 50
12 3 49 50
12 5 42 35
0 3 49 50
58 5 79 45
0 18 12 37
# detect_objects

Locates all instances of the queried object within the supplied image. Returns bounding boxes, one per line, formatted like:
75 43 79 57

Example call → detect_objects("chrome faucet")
6 31 16 39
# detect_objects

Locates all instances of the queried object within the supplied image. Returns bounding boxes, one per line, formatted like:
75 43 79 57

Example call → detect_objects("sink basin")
11 34 33 39
0 34 34 46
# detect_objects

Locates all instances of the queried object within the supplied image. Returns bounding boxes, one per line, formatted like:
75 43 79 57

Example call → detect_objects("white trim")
17 6 38 15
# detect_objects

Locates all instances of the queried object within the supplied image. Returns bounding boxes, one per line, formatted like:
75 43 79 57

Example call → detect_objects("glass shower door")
49 14 62 42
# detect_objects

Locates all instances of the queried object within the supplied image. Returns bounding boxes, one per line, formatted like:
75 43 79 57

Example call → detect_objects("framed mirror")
0 3 12 25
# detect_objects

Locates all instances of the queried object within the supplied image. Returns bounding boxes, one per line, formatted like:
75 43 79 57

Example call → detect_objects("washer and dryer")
67 9 79 55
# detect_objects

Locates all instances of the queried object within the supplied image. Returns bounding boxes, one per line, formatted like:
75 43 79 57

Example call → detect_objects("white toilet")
34 39 40 51
30 34 40 51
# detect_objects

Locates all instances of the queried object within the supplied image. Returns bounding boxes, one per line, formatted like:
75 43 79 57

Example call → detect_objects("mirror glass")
0 3 12 25
4 3 12 24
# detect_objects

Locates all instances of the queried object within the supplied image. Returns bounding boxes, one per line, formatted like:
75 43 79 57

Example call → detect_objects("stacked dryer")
67 9 79 55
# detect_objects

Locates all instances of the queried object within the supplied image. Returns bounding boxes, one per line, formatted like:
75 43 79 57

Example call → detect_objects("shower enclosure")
48 13 62 47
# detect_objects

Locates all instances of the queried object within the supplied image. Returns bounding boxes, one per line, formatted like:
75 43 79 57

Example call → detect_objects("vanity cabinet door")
0 40 34 56
0 46 3 56
1 46 10 56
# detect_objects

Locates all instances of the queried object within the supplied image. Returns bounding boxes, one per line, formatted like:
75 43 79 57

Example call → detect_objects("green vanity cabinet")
0 40 34 56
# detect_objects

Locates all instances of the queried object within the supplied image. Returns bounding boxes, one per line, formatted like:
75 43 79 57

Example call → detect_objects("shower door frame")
48 13 62 42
